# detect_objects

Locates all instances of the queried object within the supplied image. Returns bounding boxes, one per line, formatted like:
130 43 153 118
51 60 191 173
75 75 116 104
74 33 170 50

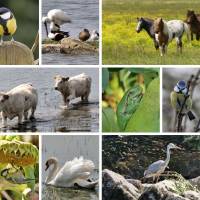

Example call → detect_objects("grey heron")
42 9 71 37
144 143 181 182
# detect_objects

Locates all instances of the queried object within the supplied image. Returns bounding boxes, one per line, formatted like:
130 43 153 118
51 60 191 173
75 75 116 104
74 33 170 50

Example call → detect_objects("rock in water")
102 169 140 200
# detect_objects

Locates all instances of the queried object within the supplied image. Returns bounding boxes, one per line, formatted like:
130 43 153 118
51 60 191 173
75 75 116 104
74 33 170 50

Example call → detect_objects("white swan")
45 157 98 189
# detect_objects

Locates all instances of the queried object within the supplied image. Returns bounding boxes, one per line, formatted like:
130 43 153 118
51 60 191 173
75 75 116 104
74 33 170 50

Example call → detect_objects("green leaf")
116 85 144 131
102 68 109 91
102 108 119 132
125 78 160 132
128 68 159 74
23 166 35 190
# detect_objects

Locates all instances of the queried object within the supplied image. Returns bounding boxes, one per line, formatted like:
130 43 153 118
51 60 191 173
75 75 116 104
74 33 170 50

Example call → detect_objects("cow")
0 83 38 127
54 73 92 106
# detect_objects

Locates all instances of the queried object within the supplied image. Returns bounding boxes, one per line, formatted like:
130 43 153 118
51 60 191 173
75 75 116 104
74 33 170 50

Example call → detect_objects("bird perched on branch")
170 80 195 120
0 7 17 44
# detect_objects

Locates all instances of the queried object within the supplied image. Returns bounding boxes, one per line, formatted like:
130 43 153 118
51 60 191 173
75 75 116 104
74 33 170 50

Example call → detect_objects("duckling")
79 29 90 41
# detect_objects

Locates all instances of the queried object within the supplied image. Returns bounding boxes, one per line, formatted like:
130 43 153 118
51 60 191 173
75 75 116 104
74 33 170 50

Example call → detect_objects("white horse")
153 18 190 56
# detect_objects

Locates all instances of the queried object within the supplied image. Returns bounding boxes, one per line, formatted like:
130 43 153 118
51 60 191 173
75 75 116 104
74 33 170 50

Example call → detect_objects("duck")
48 31 69 41
45 156 98 189
89 30 99 41
79 29 90 41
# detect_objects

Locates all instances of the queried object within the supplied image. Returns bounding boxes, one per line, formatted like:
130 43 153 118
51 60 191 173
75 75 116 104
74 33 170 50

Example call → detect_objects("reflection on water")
0 68 99 132
43 185 98 200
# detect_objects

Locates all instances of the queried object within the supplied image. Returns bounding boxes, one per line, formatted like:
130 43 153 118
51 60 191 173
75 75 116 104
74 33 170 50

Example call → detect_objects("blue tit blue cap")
177 80 186 90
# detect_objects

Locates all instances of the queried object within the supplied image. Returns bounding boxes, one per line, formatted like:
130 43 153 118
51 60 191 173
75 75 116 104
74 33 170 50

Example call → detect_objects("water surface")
0 68 99 132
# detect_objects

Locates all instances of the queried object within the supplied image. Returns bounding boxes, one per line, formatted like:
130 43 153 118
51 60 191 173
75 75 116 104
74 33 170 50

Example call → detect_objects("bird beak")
45 163 49 171
44 21 49 37
175 146 182 150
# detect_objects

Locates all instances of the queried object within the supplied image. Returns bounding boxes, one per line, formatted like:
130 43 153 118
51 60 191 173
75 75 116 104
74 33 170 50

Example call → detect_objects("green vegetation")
0 136 39 200
103 0 200 64
102 68 160 132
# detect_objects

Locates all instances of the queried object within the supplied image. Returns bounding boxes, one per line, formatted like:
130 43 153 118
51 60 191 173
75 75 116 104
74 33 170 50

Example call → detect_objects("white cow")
0 83 38 127
54 73 92 106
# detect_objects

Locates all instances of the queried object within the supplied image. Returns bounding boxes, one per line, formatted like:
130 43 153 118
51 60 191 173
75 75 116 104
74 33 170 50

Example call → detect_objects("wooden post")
0 41 34 65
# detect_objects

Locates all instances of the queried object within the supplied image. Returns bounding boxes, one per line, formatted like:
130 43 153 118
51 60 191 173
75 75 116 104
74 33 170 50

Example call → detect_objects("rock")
183 191 200 200
140 179 197 200
139 186 187 200
60 38 98 54
42 38 98 55
102 169 140 200
189 176 200 190
42 44 61 53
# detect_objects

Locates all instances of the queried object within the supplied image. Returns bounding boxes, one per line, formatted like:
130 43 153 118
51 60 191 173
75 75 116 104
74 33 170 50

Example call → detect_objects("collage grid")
0 0 200 200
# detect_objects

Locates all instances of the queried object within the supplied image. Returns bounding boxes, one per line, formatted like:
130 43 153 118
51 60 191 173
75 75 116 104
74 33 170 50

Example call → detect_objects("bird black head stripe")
0 7 11 16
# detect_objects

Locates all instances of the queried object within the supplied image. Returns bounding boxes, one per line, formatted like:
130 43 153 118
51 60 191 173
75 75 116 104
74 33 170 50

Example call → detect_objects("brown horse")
186 10 200 40
153 18 189 56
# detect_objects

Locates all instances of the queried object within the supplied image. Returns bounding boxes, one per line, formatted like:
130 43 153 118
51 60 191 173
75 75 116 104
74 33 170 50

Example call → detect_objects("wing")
144 160 165 177
51 157 95 186
48 9 71 25
170 91 178 109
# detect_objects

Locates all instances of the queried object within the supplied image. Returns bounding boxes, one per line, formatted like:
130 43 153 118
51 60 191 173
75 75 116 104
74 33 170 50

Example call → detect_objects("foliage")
102 68 160 132
0 136 39 200
103 0 200 64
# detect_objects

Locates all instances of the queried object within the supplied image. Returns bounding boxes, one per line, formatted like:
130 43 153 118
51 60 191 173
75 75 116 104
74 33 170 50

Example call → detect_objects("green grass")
103 0 200 64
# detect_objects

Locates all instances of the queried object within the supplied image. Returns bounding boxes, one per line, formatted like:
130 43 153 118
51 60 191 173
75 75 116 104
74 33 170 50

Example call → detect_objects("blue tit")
170 80 195 120
1 168 35 184
0 7 17 43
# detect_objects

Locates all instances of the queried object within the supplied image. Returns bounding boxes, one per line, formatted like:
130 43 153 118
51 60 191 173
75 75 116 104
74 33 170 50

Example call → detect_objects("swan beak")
45 163 49 171
44 21 49 37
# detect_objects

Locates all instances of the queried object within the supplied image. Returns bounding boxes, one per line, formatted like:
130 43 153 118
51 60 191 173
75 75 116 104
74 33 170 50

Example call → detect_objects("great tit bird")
0 7 17 43
170 80 195 120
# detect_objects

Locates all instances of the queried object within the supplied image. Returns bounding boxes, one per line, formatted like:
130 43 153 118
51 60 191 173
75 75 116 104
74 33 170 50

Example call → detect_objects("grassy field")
103 0 200 64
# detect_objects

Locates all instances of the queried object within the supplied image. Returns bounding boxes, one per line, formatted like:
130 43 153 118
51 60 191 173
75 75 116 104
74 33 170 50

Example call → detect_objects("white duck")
89 30 99 41
45 157 98 189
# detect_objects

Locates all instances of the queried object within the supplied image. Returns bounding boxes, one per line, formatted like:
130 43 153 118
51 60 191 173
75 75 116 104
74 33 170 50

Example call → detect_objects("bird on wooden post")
0 7 17 44
170 80 195 120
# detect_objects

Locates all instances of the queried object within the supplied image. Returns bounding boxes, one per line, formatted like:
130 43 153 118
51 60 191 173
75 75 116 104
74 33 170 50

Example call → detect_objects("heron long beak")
44 21 49 37
175 146 182 150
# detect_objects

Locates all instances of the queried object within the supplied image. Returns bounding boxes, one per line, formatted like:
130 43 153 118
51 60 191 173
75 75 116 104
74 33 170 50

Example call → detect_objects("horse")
153 18 190 56
186 10 200 41
136 17 159 50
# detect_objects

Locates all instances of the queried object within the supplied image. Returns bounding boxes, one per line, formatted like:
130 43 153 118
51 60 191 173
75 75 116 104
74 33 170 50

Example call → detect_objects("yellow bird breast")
0 24 4 35
6 17 17 35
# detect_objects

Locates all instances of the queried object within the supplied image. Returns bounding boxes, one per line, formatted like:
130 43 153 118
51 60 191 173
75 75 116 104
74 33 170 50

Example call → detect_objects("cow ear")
3 94 9 100
64 77 70 81
136 17 139 21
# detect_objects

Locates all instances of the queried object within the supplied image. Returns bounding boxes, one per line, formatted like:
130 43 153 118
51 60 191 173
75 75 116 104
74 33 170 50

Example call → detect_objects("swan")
45 157 98 189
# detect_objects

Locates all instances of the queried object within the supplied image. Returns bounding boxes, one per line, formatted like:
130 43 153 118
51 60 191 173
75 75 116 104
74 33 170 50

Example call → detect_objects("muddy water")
0 68 99 132
42 0 99 65
42 135 99 200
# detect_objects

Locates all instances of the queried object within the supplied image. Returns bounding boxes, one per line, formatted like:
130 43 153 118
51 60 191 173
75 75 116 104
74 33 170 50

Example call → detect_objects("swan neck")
46 160 59 183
